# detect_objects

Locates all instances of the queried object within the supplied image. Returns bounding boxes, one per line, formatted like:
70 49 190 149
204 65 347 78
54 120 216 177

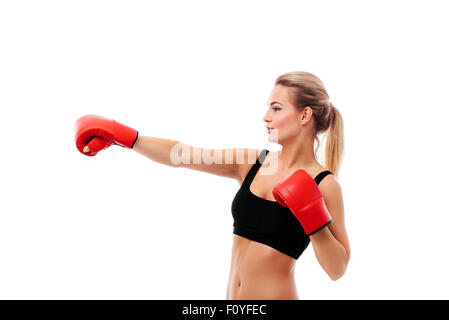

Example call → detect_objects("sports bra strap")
241 149 269 188
314 170 333 185
241 149 332 187
257 149 269 164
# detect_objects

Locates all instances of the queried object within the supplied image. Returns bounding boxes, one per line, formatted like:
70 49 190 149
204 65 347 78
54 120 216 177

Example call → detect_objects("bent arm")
310 176 351 281
309 227 349 280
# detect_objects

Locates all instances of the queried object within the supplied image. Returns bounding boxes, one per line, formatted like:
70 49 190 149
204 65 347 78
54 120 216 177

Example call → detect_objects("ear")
300 107 314 124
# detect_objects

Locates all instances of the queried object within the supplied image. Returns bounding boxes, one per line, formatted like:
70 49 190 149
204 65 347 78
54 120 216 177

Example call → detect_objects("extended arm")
133 135 259 180
74 114 258 181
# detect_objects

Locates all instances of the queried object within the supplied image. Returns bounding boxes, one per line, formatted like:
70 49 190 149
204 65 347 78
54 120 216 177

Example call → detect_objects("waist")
227 275 298 300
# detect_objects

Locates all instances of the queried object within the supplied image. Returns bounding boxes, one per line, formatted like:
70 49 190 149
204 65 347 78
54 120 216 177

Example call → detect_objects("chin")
268 131 281 144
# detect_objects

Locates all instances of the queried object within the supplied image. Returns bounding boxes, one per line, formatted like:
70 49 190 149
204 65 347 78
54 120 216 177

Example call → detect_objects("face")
264 85 310 144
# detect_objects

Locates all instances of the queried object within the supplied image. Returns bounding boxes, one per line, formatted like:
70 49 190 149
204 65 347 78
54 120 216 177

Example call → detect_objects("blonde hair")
275 71 344 177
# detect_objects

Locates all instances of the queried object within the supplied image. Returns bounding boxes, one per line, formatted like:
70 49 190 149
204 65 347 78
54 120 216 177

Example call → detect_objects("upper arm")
318 175 351 260
177 145 260 182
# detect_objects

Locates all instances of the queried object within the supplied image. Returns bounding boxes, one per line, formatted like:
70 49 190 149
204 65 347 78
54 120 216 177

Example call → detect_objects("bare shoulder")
318 173 342 193
318 173 346 234
318 173 344 208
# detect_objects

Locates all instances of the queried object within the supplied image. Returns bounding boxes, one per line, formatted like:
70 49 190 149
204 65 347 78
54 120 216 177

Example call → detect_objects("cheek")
275 114 296 129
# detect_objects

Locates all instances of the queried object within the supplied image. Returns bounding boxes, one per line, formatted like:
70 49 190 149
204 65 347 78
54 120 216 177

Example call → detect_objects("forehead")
268 85 293 105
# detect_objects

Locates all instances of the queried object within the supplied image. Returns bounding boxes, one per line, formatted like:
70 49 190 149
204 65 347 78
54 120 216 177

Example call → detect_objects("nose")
263 109 271 123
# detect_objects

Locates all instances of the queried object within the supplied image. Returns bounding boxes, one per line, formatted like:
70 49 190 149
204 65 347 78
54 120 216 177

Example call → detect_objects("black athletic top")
231 149 333 260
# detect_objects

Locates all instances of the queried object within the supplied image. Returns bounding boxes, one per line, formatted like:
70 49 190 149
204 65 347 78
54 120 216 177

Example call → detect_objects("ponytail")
324 105 344 177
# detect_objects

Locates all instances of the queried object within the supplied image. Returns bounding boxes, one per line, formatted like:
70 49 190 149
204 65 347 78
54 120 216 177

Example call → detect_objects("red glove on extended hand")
74 114 139 156
272 169 332 235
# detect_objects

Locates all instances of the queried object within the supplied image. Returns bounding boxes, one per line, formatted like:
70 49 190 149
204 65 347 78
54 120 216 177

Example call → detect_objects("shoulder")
318 174 343 209
318 172 340 191
318 173 344 216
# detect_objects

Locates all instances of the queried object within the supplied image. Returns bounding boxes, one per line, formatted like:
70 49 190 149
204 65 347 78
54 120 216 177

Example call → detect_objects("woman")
74 71 350 300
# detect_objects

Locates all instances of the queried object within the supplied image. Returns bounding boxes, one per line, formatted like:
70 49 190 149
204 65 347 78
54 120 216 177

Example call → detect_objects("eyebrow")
269 101 284 106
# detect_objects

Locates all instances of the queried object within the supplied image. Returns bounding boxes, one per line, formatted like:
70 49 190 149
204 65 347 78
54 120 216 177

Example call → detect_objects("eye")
273 107 281 111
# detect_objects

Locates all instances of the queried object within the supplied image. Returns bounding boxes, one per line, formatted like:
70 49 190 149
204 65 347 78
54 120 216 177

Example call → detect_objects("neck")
277 133 318 171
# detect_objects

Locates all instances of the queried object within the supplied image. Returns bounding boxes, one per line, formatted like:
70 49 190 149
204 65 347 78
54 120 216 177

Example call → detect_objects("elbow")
328 269 345 281
327 259 349 281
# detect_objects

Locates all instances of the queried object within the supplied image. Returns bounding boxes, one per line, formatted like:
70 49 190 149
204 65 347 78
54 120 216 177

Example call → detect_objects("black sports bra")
231 149 333 260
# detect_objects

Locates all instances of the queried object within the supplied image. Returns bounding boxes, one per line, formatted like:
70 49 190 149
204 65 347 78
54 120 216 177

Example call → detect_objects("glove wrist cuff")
113 120 139 148
294 197 333 235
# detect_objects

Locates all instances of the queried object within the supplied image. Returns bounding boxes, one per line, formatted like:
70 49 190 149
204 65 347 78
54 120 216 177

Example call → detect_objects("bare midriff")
226 234 299 300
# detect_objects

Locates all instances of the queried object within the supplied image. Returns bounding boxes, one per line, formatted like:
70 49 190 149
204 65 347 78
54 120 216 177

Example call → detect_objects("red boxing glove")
272 169 332 235
74 114 139 156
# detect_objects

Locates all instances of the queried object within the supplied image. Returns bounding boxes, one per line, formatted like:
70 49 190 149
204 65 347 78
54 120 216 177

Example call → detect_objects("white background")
1 0 448 299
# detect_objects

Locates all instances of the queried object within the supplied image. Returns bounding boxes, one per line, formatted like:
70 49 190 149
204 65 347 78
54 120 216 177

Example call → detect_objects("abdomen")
226 235 299 300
